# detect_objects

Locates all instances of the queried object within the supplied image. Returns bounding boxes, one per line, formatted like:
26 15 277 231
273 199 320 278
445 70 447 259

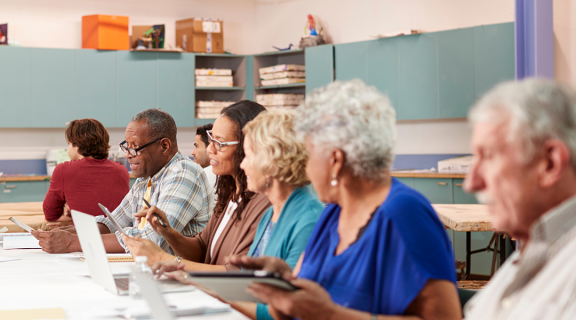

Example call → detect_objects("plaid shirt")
465 194 576 320
96 151 212 254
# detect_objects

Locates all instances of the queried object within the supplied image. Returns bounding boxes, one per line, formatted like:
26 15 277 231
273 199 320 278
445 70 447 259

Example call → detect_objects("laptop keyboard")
114 277 130 291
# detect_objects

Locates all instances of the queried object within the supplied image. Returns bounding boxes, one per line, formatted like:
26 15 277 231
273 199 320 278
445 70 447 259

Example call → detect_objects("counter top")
391 172 467 179
0 176 51 182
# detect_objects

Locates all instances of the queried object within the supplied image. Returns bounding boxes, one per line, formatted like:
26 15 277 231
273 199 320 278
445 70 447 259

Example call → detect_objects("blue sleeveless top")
298 178 456 315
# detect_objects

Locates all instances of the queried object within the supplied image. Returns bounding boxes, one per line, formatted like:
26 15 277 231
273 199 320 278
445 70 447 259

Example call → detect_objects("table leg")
466 231 471 278
499 234 506 266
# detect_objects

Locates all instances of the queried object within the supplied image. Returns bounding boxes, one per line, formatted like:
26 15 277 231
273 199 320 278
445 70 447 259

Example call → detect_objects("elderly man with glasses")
33 109 212 254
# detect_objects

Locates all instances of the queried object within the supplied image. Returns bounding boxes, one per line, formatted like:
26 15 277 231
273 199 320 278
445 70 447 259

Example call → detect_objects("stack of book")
196 100 235 119
256 94 305 109
259 64 305 86
195 68 233 87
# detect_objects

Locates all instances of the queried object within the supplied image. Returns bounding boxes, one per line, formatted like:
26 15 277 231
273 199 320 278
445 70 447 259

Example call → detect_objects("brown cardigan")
194 193 271 266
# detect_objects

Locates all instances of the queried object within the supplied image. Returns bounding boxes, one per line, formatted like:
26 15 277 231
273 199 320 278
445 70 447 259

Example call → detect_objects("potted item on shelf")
299 14 325 48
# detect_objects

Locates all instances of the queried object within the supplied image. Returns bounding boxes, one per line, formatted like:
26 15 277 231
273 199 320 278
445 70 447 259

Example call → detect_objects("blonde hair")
243 109 309 187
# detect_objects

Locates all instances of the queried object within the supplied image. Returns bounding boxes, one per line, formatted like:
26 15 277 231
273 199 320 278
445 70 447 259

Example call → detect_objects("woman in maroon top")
43 119 130 221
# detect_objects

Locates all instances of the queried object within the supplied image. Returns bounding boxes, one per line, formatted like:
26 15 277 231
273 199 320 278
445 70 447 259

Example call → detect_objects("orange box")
82 15 129 50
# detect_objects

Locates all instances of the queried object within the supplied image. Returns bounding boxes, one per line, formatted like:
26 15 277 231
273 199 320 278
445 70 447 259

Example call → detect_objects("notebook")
2 233 41 249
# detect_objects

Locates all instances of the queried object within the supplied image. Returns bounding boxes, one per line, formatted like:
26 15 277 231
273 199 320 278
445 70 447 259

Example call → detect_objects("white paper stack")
195 69 233 87
256 94 304 109
259 65 305 86
438 156 474 173
196 100 235 119
3 233 41 249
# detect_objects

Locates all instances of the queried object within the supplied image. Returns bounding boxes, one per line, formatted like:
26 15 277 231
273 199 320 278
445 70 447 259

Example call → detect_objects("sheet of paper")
0 307 66 320
2 233 41 249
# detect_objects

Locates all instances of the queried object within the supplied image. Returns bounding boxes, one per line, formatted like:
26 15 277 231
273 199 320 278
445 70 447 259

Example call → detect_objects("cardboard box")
438 156 474 173
130 25 152 49
176 18 223 53
82 15 129 50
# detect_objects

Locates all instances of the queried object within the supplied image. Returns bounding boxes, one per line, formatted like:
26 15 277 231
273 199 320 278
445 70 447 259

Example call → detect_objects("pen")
142 198 168 228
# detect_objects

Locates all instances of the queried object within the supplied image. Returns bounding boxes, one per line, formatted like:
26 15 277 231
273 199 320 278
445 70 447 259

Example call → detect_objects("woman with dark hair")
123 100 271 271
43 118 130 221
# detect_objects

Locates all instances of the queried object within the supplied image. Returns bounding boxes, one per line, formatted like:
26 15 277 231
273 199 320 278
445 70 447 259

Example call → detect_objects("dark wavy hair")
65 119 110 159
214 100 266 221
196 123 213 147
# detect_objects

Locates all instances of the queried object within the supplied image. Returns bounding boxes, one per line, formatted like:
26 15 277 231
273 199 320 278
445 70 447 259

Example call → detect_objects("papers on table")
2 233 41 249
0 256 20 262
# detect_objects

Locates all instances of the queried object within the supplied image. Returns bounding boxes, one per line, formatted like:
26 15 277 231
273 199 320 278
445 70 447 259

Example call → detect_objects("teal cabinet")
414 178 452 204
474 23 515 97
438 28 475 118
0 47 32 127
31 48 77 128
245 55 255 101
157 53 195 127
116 51 158 127
453 178 478 204
305 44 334 93
75 50 117 127
334 40 399 112
398 33 439 120
129 178 137 188
0 181 48 203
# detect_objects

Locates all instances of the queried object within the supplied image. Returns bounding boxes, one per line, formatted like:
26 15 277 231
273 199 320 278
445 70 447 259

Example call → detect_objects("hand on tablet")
134 206 171 235
247 277 337 320
227 256 294 280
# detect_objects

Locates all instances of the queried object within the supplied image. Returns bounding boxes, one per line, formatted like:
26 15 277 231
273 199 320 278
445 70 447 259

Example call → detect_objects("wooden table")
432 204 510 279
0 202 48 232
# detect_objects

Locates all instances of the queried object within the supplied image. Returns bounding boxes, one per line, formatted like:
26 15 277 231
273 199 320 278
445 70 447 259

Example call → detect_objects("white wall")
254 0 515 154
554 0 576 89
0 0 258 54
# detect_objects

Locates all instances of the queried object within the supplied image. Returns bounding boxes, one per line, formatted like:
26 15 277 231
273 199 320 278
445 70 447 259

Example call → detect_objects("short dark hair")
65 119 110 159
131 109 177 143
196 123 213 147
214 100 266 220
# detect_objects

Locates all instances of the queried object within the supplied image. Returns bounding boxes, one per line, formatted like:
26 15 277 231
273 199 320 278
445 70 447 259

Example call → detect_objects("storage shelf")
195 86 245 91
254 49 304 57
255 83 306 90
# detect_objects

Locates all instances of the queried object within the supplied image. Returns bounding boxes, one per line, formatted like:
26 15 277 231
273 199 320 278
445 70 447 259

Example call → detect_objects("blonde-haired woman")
229 109 323 320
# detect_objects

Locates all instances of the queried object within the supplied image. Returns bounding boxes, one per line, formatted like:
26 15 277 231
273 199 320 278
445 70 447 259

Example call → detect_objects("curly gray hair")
294 79 397 181
131 108 177 143
470 78 576 171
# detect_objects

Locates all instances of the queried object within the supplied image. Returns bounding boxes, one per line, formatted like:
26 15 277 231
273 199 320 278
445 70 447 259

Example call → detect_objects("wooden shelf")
256 83 306 90
195 86 245 91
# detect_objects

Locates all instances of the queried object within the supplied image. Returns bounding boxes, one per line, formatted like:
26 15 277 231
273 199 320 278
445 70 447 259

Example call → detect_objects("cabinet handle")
437 182 447 186
5 185 16 189
455 184 463 187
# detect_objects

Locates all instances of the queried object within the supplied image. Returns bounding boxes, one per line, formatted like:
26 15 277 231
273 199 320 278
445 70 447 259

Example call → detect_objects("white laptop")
71 210 194 296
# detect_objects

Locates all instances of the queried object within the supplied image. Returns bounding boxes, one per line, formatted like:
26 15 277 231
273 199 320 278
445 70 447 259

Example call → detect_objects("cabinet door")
157 53 195 127
31 48 77 128
75 50 117 127
398 33 439 120
129 178 138 188
0 181 47 203
438 28 475 119
453 178 478 204
474 22 515 98
335 40 399 114
395 177 414 188
0 46 32 127
245 55 254 101
305 44 334 93
413 178 452 204
116 51 157 127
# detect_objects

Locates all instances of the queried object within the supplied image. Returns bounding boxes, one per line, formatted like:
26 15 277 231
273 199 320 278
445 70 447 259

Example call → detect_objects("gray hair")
469 78 576 170
294 79 397 181
131 109 177 143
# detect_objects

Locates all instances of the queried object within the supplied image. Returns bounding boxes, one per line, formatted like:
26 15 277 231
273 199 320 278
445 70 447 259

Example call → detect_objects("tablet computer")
188 270 298 303
98 203 130 237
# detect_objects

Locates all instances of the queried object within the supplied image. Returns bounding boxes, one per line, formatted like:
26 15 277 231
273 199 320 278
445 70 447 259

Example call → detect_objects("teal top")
248 185 323 320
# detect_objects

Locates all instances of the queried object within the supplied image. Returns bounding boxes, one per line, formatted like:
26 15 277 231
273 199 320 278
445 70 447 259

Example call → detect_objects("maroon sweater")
43 158 130 221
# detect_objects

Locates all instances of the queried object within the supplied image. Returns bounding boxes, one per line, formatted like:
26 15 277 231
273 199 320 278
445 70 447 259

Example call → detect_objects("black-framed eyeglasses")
206 130 238 152
119 138 162 156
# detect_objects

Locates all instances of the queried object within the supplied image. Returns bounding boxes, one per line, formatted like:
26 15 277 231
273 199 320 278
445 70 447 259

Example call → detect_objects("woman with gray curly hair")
231 79 461 320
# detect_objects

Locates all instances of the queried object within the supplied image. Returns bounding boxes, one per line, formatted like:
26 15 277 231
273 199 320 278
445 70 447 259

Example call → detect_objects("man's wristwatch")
174 255 182 263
